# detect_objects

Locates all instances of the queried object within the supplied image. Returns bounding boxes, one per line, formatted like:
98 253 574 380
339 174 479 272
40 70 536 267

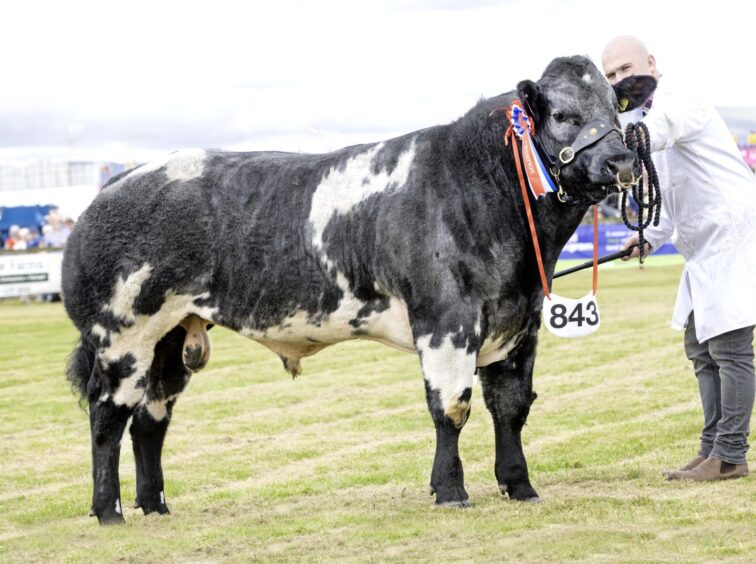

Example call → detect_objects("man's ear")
613 75 657 112
647 54 657 75
517 80 541 116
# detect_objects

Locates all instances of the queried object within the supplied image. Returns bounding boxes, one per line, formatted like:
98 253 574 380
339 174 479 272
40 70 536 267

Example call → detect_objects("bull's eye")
553 112 580 126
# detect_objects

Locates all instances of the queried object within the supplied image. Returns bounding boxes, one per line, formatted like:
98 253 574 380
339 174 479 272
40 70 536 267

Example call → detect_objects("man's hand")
621 234 651 260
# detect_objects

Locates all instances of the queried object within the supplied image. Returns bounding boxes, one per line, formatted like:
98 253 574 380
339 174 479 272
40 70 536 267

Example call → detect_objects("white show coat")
630 75 756 343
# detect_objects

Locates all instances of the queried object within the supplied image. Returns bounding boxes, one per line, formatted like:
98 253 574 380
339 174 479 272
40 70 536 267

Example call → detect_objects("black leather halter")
534 118 623 203
551 120 620 171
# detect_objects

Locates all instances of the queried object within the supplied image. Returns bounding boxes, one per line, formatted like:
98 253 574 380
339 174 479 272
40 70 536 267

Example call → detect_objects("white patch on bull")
240 273 415 370
98 392 110 403
416 334 476 419
91 323 108 341
114 499 122 514
309 139 416 250
164 148 206 181
103 291 217 407
269 140 418 369
476 331 523 367
160 491 165 505
101 263 153 323
361 296 414 353
104 149 205 191
582 73 593 84
144 397 171 421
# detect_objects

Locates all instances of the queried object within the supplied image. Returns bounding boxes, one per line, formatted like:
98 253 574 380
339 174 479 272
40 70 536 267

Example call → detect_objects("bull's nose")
604 152 637 188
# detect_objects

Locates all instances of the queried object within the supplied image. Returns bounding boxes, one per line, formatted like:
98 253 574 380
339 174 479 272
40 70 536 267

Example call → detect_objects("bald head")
602 35 659 85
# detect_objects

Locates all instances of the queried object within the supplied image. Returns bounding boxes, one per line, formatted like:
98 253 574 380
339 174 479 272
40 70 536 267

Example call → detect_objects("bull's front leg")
416 324 478 507
478 329 540 501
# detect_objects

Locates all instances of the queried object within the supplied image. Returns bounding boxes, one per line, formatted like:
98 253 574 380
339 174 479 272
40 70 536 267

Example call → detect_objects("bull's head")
517 56 640 204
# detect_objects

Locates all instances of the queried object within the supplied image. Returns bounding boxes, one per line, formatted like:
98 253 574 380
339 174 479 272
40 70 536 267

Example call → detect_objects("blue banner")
560 223 678 260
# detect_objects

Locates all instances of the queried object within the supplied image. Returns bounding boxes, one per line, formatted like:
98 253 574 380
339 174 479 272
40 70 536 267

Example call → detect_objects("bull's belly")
236 295 417 371
88 263 521 377
233 294 520 373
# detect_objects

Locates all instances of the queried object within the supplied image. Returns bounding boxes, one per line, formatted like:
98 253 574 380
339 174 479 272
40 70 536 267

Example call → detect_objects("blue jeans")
684 313 755 464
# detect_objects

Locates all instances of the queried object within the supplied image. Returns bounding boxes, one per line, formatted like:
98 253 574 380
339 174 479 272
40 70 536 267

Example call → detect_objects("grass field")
1 259 754 562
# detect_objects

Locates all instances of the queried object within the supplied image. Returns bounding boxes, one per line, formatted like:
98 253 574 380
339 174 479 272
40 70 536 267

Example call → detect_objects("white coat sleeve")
642 203 674 251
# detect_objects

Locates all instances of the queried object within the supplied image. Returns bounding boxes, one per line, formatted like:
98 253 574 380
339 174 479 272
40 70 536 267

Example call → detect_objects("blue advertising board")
560 223 678 260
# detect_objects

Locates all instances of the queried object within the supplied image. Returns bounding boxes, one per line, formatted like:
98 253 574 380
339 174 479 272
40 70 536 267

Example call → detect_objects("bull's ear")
517 80 541 116
613 75 657 112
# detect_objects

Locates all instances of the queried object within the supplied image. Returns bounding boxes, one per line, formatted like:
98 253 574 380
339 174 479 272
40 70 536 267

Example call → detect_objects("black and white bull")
63 56 636 524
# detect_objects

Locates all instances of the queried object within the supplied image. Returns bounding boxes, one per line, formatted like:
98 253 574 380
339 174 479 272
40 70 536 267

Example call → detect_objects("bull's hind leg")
478 329 540 501
416 331 477 507
87 363 139 524
130 326 193 515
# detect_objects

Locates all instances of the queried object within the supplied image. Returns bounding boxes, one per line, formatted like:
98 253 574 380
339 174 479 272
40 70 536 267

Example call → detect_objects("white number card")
543 292 600 338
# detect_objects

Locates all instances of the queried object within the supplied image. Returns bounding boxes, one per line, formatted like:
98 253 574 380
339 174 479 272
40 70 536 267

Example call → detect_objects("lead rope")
621 122 661 265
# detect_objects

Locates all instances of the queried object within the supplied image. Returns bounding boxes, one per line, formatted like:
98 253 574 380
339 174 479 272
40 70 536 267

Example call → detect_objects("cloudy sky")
2 0 755 161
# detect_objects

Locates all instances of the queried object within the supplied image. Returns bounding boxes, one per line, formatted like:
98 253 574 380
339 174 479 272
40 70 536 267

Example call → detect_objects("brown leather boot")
662 454 706 479
666 456 749 481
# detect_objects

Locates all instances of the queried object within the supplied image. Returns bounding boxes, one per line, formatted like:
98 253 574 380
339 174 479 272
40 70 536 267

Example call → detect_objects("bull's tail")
66 336 97 400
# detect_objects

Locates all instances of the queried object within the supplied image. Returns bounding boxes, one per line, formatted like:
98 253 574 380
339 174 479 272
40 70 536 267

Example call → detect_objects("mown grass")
1 259 754 562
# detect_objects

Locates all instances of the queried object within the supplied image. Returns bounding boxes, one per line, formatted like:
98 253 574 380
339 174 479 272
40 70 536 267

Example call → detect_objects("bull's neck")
444 115 588 274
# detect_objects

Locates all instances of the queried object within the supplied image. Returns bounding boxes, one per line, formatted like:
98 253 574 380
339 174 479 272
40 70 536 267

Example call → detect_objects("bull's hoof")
499 482 540 502
92 508 126 525
91 499 126 525
430 484 470 508
142 503 170 516
135 493 170 516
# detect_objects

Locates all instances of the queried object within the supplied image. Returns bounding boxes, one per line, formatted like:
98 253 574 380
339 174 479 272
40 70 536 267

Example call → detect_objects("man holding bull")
601 35 756 481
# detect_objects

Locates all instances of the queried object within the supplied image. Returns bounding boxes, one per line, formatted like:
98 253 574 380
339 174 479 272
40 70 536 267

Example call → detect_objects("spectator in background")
4 225 21 249
42 209 71 248
40 225 53 248
26 227 43 248
63 217 75 234
13 228 30 250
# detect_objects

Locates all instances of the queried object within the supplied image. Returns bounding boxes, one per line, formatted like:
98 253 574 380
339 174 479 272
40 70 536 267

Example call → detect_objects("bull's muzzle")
604 151 639 190
615 170 640 190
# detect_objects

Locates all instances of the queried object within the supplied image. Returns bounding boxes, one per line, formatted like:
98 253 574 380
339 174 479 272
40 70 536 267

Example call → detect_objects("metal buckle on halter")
557 184 568 203
558 146 575 164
